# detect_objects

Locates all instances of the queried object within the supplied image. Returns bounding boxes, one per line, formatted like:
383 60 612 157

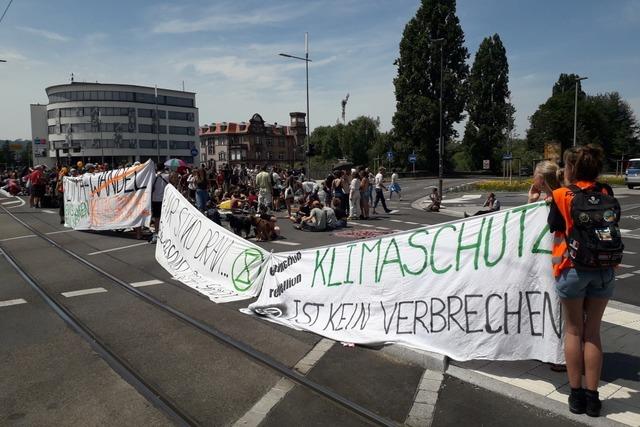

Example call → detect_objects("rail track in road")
0 203 395 426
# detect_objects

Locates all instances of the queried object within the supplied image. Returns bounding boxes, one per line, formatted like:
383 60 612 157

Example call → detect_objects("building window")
266 152 272 160
278 153 284 160
169 126 194 135
170 141 190 150
168 111 194 121
219 152 226 161
256 151 262 160
266 137 273 146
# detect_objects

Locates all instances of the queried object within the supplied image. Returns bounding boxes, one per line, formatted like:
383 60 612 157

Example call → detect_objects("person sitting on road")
205 201 222 226
426 188 441 212
327 197 348 229
296 201 327 231
290 198 313 224
465 192 501 217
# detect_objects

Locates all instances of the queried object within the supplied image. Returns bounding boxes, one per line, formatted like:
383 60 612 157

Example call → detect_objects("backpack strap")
568 184 582 195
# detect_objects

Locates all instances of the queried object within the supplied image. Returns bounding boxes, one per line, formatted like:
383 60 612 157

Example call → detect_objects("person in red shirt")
30 166 46 208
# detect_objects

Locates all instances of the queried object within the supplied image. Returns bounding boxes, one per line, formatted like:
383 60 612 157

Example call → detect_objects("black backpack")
567 184 624 269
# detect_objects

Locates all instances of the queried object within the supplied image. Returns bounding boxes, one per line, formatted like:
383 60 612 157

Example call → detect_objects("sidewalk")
447 301 640 426
410 192 640 426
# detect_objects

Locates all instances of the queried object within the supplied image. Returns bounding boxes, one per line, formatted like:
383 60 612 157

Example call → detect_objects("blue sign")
502 153 513 160
387 151 394 161
190 148 199 156
408 153 417 164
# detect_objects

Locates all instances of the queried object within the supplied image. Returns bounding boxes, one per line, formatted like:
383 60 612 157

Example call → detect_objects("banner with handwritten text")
249 203 564 363
155 185 267 302
63 160 154 230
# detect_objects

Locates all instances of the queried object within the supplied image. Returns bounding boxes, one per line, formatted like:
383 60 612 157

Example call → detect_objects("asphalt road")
2 176 636 425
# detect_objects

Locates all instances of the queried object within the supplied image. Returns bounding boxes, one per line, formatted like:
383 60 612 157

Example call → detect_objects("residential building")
199 112 306 169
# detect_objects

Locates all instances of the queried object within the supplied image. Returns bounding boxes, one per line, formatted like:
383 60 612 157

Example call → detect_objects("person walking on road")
548 145 618 418
359 169 370 219
389 169 402 200
150 164 170 243
372 167 391 215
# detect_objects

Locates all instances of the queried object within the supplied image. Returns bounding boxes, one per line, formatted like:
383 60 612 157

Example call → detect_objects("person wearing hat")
372 167 392 215
85 163 96 174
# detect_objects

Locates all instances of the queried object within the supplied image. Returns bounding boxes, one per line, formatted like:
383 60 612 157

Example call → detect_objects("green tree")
462 34 512 170
392 0 469 173
526 73 586 154
527 73 639 162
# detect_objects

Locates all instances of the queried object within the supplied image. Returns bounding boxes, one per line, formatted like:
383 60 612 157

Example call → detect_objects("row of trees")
309 0 638 173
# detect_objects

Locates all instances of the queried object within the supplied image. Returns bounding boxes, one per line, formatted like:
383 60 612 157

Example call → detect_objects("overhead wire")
0 0 14 25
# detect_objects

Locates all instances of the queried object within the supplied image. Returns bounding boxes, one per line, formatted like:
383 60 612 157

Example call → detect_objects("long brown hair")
565 144 604 181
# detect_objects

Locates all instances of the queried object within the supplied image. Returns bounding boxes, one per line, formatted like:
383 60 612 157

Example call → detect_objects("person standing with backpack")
547 145 623 418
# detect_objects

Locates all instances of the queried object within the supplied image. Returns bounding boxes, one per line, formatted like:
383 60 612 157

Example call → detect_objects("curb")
446 364 625 427
379 344 448 372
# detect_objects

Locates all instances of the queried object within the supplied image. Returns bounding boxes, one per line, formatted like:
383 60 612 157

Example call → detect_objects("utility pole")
573 76 588 147
432 38 445 197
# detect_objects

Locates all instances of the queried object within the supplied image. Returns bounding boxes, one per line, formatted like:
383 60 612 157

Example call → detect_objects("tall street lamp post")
279 32 312 177
573 76 588 147
432 38 445 197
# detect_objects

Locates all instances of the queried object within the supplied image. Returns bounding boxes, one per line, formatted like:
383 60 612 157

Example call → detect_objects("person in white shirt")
150 164 170 243
372 167 391 214
389 170 402 200
349 168 361 219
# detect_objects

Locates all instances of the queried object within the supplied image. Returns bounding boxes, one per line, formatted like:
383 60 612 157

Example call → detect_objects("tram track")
0 204 395 426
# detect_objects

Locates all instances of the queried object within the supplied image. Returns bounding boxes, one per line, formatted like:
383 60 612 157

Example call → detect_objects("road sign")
502 153 513 161
483 159 490 170
190 148 198 156
408 153 417 164
387 151 394 161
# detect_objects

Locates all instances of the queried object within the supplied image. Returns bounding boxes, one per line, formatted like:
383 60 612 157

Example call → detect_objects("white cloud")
17 26 71 42
152 3 313 34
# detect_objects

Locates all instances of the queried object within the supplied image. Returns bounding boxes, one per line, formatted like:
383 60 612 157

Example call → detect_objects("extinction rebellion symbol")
231 248 264 292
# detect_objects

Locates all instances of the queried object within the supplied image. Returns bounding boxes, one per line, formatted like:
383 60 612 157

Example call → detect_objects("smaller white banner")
155 185 268 302
63 160 154 230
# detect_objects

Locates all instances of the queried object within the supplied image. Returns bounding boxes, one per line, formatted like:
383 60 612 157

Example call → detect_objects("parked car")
624 158 640 189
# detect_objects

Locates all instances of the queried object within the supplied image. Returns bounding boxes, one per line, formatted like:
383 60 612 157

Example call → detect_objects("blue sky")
1 0 639 140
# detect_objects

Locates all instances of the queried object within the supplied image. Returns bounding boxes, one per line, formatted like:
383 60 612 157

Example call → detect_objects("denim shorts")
555 268 616 299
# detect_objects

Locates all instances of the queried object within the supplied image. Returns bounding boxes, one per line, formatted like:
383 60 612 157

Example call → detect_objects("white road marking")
624 250 637 255
2 200 21 205
46 229 75 235
620 229 632 234
87 242 148 255
376 226 390 230
130 279 163 288
0 298 28 307
233 339 334 427
616 273 634 279
389 219 403 223
271 240 301 246
618 264 634 268
421 224 430 227
405 221 419 225
633 270 640 274
0 234 36 242
349 221 373 228
41 209 56 214
62 287 108 298
389 209 400 214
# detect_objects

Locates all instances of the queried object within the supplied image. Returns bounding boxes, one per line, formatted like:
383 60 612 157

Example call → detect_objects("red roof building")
199 112 306 169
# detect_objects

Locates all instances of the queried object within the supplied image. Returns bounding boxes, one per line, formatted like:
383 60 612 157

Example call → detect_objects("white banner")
63 160 154 230
249 203 564 363
155 185 268 302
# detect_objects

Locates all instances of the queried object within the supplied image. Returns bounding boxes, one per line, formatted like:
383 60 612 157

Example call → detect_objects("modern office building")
40 82 199 166
30 104 50 166
198 112 306 169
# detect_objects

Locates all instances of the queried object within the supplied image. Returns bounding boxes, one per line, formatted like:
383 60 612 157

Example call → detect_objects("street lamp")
432 38 445 197
279 32 312 177
573 76 588 147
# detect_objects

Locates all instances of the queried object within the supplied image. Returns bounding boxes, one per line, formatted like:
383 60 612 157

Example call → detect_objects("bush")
599 175 625 186
473 179 532 192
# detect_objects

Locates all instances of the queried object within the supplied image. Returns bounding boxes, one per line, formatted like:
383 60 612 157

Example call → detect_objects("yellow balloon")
77 161 84 168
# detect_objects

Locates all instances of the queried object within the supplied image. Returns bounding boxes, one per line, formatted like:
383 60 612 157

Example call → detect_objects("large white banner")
249 203 564 363
63 160 154 230
155 185 267 302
